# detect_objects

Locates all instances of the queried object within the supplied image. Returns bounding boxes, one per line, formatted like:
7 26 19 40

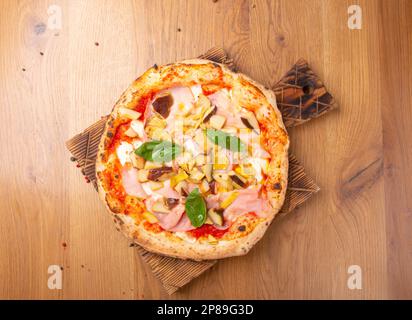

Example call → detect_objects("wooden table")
0 0 411 299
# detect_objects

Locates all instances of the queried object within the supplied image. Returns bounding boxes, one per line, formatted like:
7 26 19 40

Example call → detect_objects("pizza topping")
142 211 158 224
207 90 245 128
220 191 239 209
148 181 164 191
136 169 149 182
116 142 134 166
169 212 196 232
202 105 217 123
229 173 247 189
205 129 246 153
152 93 174 118
135 140 181 162
188 167 205 183
147 166 173 181
148 199 186 230
223 188 270 221
240 110 260 133
190 84 203 101
124 126 138 138
151 199 171 214
187 224 228 239
121 167 147 198
165 198 180 210
131 154 145 169
207 208 224 226
185 188 207 227
105 84 274 238
209 114 226 130
118 107 141 120
130 120 145 139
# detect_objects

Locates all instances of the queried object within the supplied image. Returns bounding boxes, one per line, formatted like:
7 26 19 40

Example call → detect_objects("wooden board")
0 0 411 299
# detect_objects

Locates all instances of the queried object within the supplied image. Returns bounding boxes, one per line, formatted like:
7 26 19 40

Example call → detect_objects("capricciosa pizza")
96 60 289 260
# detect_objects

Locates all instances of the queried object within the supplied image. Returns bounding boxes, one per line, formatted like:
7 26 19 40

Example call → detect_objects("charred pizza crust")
96 59 289 260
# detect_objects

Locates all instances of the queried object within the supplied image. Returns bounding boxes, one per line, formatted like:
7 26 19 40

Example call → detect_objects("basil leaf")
135 140 181 162
134 140 159 161
205 129 246 153
185 188 207 228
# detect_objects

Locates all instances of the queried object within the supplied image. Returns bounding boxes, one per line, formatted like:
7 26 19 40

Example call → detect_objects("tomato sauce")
102 159 126 203
188 224 228 239
134 92 155 117
144 221 164 234
107 121 132 154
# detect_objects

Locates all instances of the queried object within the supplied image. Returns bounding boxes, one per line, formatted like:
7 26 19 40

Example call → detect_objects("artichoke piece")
207 208 224 226
240 111 260 133
220 191 239 209
151 199 170 214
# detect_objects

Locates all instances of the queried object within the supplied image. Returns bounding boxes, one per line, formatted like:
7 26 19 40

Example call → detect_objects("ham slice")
121 167 147 198
206 194 220 210
169 212 196 232
154 180 181 199
207 90 246 128
146 198 185 230
223 188 271 221
251 144 271 158
164 86 194 132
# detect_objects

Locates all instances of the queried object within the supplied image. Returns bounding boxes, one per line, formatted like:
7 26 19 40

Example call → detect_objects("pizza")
96 59 289 260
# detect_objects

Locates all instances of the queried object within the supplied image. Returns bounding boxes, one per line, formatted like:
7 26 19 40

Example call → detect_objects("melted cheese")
116 142 133 166
190 85 202 101
174 232 197 243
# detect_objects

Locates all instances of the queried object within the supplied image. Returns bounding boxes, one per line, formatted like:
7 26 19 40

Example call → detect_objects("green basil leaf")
185 188 207 228
134 140 159 161
135 140 181 162
152 140 181 163
205 129 246 153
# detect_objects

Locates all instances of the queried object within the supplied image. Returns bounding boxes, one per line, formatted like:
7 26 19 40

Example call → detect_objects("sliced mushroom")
165 198 180 210
152 94 174 118
240 111 260 133
208 180 217 194
147 167 173 181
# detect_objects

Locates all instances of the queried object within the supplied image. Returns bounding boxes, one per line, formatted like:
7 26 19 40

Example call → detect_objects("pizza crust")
96 59 289 260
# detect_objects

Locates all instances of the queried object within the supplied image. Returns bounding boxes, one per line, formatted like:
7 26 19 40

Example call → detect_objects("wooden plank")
378 0 412 299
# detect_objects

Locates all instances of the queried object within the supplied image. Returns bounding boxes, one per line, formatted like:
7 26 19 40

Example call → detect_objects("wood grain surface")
0 0 411 299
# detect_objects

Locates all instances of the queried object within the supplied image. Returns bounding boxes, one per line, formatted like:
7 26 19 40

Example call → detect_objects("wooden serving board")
66 47 336 294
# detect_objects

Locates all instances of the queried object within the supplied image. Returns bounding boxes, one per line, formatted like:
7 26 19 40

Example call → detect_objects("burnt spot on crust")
238 225 246 232
273 182 282 190
114 215 124 225
153 63 158 70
